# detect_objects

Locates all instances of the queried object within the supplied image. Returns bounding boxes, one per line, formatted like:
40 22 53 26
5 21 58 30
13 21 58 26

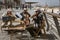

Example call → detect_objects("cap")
24 8 27 11
34 10 37 12
36 7 40 10
7 8 12 12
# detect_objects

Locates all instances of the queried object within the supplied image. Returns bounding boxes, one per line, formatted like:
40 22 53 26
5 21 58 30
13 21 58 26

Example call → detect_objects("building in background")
0 0 25 8
0 0 60 8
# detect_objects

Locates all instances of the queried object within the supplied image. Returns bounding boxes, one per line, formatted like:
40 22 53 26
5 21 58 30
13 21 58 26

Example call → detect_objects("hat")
24 8 27 11
7 8 12 15
7 8 12 12
36 7 40 10
34 10 37 12
34 7 40 12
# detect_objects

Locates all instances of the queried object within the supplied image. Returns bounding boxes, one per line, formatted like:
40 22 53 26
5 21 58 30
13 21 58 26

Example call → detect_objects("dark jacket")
20 12 30 20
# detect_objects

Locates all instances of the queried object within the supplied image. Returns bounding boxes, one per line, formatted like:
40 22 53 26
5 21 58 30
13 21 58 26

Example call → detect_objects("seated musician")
2 9 16 26
20 8 31 27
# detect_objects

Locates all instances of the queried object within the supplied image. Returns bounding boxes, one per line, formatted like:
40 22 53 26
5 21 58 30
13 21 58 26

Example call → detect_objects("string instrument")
31 13 39 22
23 13 30 26
31 13 38 18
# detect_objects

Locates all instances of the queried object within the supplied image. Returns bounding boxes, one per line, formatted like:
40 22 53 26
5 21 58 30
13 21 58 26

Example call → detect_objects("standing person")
32 7 41 28
31 7 46 36
20 8 31 27
26 7 43 37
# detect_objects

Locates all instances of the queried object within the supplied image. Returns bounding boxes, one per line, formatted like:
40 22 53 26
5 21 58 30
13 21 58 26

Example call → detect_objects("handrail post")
52 9 60 36
53 16 60 36
43 10 50 31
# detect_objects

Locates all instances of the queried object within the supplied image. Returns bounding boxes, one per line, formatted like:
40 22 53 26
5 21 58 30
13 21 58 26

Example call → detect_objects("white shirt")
15 12 22 18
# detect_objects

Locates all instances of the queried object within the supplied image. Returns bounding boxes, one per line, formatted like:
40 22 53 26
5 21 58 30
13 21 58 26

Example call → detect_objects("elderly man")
2 9 16 26
20 8 31 27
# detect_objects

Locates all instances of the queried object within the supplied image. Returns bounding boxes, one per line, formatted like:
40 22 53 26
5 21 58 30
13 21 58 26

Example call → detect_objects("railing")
43 10 60 40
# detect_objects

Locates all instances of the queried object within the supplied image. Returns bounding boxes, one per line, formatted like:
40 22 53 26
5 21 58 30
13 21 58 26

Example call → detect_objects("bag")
2 16 15 22
2 16 9 22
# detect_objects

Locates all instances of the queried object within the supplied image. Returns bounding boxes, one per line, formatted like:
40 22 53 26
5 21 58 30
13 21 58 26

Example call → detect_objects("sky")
0 0 59 7
25 0 60 7
25 0 38 2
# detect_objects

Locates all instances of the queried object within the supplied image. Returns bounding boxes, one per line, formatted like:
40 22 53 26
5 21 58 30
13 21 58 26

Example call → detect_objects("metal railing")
43 11 60 40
